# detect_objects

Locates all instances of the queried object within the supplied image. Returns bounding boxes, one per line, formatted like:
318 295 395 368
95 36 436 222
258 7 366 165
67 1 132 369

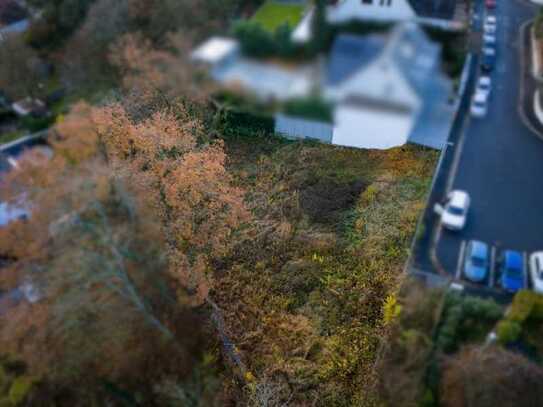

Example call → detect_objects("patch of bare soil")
299 177 366 224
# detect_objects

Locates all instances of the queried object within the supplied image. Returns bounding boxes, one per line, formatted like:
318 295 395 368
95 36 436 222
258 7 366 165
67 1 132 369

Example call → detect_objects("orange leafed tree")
1 98 248 307
92 101 249 304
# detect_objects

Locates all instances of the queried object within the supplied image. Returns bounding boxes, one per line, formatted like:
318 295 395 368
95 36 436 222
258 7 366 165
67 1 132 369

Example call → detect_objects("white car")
485 15 497 25
484 23 496 34
441 190 470 231
483 34 497 44
471 91 488 118
483 46 496 56
530 252 543 293
476 76 492 98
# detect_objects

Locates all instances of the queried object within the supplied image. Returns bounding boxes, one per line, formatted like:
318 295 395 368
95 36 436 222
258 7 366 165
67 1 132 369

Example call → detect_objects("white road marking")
456 240 467 280
489 245 496 287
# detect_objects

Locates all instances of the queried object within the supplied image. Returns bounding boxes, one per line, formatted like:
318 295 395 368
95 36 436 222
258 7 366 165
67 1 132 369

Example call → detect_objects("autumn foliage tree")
92 102 249 304
440 345 543 407
0 95 248 401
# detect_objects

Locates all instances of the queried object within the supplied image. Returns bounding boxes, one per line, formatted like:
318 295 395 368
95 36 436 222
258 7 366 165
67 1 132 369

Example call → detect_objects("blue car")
464 240 489 283
500 250 525 293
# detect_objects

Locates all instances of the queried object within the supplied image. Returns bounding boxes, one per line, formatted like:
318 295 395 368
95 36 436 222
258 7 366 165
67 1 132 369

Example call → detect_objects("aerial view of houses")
193 0 460 149
1 0 543 405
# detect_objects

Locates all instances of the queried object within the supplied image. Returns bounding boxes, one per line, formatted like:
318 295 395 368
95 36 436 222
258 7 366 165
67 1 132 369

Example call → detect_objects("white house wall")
327 0 416 24
332 105 414 149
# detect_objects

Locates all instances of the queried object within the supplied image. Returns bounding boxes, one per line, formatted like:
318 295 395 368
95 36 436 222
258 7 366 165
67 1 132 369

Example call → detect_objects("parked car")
485 0 496 9
471 91 488 118
483 34 497 45
476 76 492 98
481 47 496 71
530 252 543 293
484 23 496 34
464 240 489 283
440 190 470 231
485 15 497 25
500 250 525 293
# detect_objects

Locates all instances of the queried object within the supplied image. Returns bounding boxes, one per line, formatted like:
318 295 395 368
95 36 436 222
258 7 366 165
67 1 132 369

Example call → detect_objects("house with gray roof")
192 23 454 150
324 23 454 149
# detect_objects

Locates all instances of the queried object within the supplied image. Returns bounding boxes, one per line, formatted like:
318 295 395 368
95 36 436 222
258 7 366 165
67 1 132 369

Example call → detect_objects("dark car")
464 240 489 283
500 250 525 293
485 0 496 9
481 47 496 71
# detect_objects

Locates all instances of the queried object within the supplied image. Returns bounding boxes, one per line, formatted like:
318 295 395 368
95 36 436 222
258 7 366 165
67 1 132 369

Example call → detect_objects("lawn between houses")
251 0 307 32
214 132 438 404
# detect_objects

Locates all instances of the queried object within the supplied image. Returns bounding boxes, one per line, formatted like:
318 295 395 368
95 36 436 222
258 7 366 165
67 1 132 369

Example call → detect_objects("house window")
378 0 392 6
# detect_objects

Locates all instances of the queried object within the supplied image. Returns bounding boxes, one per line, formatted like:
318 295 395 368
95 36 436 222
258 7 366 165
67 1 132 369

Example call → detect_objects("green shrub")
219 109 275 138
233 21 276 58
20 115 54 133
497 320 522 345
8 377 34 406
274 23 296 58
419 388 436 407
436 305 462 353
462 296 502 321
283 97 333 123
509 290 537 323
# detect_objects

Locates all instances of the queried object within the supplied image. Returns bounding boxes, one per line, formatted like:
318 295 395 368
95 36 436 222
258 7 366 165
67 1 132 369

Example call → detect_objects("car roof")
479 76 491 85
474 92 487 102
471 240 488 257
504 250 523 268
483 47 496 55
449 190 468 206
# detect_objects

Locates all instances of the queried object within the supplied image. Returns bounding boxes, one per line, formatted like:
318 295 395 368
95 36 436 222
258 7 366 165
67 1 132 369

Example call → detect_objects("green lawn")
251 0 306 32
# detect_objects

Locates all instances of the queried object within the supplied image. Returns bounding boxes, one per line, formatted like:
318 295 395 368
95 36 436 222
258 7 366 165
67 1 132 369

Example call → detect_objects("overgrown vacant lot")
251 0 306 32
216 135 438 405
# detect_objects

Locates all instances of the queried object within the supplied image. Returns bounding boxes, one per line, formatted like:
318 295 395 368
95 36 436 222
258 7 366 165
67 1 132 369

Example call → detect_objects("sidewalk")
520 21 543 138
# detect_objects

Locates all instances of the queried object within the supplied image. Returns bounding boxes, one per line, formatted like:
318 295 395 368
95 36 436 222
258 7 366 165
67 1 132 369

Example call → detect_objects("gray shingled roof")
389 24 441 98
408 0 456 20
326 34 387 86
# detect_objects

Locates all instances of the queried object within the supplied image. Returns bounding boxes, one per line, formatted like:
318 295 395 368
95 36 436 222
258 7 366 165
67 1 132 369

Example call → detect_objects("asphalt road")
435 0 542 293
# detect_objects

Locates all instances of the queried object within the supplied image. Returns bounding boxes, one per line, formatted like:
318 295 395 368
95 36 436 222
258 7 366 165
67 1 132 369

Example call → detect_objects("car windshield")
506 265 522 277
448 206 464 216
472 256 486 268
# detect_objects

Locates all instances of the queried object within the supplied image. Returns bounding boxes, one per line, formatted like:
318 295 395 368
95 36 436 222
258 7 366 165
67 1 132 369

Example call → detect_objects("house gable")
326 55 421 112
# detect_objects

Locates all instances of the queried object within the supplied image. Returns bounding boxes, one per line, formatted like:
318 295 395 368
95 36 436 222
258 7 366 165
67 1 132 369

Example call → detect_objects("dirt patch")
299 178 366 224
